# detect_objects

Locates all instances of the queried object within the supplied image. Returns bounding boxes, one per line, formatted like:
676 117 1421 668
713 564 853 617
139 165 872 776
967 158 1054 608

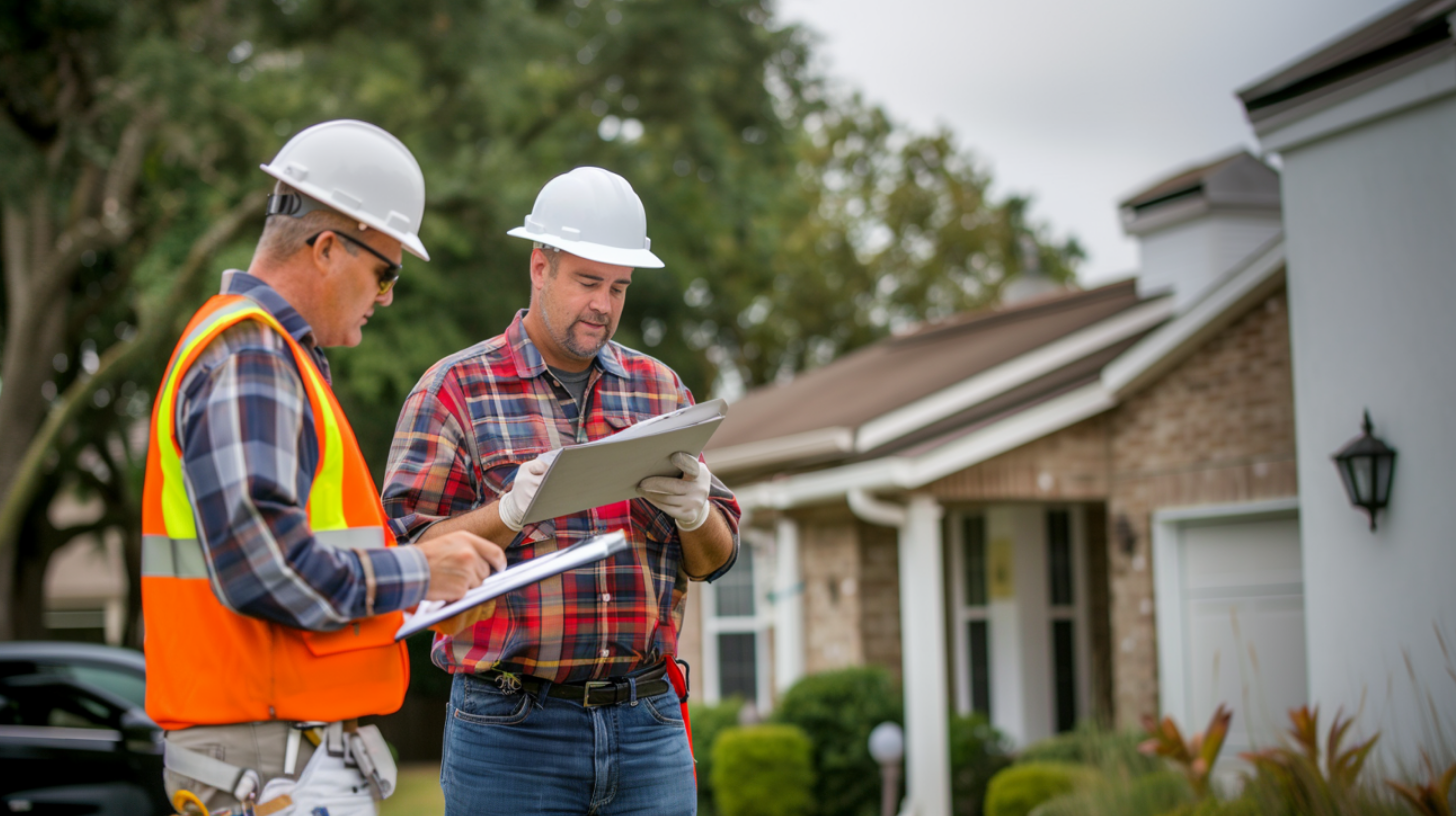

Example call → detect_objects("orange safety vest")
141 294 409 730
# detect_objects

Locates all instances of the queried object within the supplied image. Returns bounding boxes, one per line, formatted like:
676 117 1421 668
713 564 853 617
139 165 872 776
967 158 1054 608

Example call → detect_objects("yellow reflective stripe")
297 355 347 533
142 534 209 579
155 301 277 539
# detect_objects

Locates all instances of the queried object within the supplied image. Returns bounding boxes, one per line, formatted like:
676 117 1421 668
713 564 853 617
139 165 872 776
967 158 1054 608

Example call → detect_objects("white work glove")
637 451 714 532
497 453 555 532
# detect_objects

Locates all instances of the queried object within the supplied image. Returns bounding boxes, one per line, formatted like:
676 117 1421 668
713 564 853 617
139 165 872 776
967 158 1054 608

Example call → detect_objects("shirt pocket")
478 444 558 543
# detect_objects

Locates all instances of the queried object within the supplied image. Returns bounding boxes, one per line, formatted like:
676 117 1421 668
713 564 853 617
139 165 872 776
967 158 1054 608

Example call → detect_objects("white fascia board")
734 382 1115 511
703 426 854 473
1102 240 1286 399
853 298 1173 454
1257 49 1456 154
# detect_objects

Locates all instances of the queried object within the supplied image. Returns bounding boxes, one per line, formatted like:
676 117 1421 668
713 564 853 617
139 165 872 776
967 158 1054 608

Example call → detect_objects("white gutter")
736 381 1115 511
853 296 1172 453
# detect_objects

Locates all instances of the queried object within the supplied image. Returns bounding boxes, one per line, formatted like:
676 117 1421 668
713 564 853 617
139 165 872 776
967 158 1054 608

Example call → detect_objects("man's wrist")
675 501 713 533
367 545 431 613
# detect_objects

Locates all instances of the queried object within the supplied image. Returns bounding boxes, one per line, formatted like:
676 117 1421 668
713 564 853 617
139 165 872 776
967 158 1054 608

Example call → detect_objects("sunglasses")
306 231 402 295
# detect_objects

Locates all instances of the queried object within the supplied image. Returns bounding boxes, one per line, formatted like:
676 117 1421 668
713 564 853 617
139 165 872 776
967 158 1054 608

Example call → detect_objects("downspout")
848 488 908 527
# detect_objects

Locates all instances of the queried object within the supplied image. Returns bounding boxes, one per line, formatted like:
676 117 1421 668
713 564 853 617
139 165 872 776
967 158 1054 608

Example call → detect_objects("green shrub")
690 697 745 816
950 714 1013 816
712 725 816 816
772 666 902 816
984 762 1098 816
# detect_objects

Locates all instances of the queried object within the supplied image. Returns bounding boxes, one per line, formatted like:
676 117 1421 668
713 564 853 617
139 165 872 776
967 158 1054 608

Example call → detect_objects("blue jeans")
441 671 696 815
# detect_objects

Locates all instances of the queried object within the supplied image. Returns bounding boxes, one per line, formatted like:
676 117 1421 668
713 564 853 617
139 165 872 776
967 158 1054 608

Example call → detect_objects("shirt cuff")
364 545 431 613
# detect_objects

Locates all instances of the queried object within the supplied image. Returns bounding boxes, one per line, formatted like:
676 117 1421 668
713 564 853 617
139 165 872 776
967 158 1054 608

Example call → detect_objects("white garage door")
1158 507 1307 756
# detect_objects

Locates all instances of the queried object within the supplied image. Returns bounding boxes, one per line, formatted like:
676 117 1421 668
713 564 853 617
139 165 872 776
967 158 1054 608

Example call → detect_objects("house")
1237 0 1456 767
677 150 1302 814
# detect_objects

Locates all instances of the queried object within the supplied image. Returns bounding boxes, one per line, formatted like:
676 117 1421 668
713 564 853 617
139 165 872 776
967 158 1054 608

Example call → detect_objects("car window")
0 678 121 730
67 665 146 709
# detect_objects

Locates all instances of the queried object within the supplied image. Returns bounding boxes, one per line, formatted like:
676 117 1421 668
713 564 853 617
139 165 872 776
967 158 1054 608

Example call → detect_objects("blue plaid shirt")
174 271 429 632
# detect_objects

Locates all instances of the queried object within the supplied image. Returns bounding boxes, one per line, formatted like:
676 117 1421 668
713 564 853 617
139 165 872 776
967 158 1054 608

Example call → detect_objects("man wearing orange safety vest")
141 120 506 816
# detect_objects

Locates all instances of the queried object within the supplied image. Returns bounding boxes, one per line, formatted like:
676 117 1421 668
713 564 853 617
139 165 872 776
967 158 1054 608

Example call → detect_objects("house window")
1047 509 1077 732
701 541 771 711
957 514 992 716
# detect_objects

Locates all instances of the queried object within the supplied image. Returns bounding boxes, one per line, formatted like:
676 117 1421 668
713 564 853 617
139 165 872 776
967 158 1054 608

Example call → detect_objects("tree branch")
0 189 264 577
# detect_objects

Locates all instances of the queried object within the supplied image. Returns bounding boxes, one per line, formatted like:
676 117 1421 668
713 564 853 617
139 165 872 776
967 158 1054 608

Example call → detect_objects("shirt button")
602 593 611 602
600 649 610 658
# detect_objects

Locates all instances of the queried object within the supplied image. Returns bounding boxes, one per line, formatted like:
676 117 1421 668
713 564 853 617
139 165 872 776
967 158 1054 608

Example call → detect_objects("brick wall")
858 522 902 682
928 416 1110 501
1105 289 1298 727
799 512 865 674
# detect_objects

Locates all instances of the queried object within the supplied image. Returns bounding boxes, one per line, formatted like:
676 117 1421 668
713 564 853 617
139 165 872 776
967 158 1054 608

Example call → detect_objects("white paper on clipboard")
395 531 629 641
519 399 728 526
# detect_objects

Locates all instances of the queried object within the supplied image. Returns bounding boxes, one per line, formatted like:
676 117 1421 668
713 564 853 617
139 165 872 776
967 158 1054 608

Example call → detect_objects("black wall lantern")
1331 410 1397 531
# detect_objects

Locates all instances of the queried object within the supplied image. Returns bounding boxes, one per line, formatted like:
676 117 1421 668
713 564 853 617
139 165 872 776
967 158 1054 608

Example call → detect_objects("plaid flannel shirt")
174 271 430 632
382 310 740 683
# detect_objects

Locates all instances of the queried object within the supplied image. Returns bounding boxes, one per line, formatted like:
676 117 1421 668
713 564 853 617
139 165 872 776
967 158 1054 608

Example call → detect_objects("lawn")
381 763 444 816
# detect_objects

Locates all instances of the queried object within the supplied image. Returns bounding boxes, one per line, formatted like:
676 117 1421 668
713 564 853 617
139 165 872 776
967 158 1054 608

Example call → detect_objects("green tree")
0 0 1082 640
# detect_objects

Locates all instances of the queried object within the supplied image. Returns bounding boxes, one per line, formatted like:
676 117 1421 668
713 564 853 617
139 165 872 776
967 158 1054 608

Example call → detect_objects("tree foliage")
0 0 1081 639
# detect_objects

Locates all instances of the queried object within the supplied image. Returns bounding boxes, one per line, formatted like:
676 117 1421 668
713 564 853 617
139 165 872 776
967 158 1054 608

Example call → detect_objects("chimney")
1120 152 1282 310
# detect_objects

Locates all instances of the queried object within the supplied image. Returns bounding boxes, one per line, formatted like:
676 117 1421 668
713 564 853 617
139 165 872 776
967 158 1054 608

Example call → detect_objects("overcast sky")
774 0 1399 285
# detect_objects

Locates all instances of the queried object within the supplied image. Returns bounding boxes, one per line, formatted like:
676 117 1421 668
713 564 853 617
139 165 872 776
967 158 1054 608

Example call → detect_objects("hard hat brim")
507 226 665 269
260 163 431 262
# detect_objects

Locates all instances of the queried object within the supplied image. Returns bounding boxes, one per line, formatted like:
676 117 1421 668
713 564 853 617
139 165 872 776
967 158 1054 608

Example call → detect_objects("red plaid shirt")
382 311 740 682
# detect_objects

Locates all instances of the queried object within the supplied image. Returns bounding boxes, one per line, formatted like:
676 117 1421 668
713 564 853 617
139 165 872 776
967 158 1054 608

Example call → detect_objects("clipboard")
395 531 629 640
519 399 728 526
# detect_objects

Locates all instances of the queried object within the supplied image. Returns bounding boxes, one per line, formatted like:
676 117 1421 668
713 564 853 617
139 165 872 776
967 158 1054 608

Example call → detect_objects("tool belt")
165 719 395 815
485 661 670 707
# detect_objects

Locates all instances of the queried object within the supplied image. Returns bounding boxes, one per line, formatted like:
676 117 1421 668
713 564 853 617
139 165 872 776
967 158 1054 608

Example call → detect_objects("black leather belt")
484 662 670 708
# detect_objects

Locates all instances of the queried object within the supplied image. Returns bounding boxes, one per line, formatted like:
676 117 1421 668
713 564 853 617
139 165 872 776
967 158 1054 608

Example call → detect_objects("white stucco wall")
1276 89 1456 767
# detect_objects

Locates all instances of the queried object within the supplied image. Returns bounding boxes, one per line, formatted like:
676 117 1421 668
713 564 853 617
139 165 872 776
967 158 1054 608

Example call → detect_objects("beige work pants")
163 721 318 814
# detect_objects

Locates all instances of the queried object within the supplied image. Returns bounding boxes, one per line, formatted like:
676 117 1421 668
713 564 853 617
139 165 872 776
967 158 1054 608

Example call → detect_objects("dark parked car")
0 642 169 815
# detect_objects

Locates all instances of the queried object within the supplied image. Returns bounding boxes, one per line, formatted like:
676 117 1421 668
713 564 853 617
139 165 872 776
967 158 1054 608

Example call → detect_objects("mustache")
576 312 611 325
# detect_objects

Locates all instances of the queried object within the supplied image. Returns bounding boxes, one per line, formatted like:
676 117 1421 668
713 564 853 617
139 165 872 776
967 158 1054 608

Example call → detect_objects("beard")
545 308 614 361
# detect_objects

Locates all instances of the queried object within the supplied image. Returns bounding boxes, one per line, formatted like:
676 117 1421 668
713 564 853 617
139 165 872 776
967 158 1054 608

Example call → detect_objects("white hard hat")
507 167 664 268
260 119 430 261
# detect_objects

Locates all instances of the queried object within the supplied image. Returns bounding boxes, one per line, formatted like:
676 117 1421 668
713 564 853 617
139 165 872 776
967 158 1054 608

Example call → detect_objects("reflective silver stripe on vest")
315 527 386 550
141 535 209 579
143 528 387 578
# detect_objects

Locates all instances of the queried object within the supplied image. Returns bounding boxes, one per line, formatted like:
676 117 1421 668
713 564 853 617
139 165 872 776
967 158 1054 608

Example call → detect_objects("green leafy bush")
950 713 1013 816
690 697 745 816
984 762 1098 816
712 725 816 816
772 666 902 816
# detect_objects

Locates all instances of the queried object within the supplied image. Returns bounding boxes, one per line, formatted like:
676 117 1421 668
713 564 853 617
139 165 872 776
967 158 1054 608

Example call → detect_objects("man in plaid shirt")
383 167 738 814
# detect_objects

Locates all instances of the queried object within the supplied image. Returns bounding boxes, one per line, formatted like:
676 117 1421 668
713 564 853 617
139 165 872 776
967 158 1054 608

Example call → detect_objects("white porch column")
773 516 805 696
900 495 950 816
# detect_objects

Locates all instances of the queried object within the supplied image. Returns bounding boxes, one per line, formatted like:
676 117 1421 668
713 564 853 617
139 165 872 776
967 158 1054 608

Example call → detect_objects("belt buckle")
582 680 613 708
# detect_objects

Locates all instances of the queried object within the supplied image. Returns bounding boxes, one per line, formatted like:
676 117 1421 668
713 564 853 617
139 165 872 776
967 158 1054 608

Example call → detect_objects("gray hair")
533 242 562 274
256 182 363 264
